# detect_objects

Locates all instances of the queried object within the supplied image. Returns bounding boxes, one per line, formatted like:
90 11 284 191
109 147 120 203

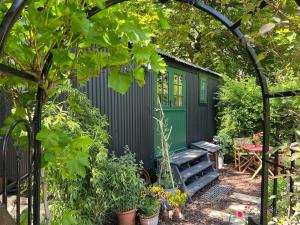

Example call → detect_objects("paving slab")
229 192 260 204
209 210 243 225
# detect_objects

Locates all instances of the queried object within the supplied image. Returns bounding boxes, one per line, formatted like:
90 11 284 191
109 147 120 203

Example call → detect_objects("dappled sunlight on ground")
159 164 261 225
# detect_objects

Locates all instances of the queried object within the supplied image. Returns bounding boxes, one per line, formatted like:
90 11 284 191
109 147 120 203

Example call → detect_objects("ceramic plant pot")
140 213 159 225
116 208 137 225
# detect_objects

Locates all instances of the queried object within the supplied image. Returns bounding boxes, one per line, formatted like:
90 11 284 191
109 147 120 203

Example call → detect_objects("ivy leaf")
132 45 152 63
133 67 145 87
70 10 91 36
65 151 90 178
37 127 60 149
108 68 133 94
259 23 276 35
150 54 166 73
69 135 93 150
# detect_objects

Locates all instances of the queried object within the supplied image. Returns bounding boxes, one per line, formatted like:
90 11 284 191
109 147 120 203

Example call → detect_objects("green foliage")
139 196 160 217
41 87 109 225
92 149 145 213
267 140 300 223
0 0 167 96
217 76 263 138
217 76 300 139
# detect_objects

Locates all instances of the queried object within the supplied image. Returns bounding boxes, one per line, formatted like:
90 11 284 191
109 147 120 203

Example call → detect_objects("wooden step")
186 172 219 196
191 141 221 153
181 161 213 182
171 149 207 166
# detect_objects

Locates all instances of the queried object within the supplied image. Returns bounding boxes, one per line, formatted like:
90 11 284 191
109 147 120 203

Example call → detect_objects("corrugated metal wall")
1 59 219 174
82 69 155 169
186 72 219 144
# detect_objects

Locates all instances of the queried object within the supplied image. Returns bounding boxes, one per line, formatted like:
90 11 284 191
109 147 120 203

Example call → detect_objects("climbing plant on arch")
0 0 300 225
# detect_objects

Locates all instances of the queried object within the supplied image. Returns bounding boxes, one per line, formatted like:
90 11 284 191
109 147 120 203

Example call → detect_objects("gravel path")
159 164 261 225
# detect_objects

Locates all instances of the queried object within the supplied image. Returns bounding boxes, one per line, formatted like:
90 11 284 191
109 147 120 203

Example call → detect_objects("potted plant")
92 150 145 225
165 189 188 220
139 186 165 225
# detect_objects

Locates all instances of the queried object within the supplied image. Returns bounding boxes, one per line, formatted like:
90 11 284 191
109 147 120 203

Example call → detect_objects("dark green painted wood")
154 67 187 156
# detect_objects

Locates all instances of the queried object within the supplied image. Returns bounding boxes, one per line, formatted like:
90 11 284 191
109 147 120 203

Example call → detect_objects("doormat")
201 185 233 202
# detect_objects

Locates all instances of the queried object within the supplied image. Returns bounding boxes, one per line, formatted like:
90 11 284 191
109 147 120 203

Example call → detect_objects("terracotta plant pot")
116 208 137 225
140 213 159 225
173 206 182 220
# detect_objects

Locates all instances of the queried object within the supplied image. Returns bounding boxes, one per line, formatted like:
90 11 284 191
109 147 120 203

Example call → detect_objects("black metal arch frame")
0 1 299 224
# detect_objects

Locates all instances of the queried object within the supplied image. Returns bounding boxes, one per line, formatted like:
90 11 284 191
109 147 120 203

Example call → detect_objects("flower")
235 210 245 218
268 208 273 213
165 189 188 208
253 132 263 143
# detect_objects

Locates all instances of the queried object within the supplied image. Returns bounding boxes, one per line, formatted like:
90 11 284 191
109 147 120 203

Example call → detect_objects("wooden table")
240 144 274 179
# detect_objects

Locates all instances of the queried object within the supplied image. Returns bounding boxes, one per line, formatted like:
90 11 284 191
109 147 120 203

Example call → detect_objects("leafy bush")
139 186 165 217
217 76 300 159
139 196 160 217
217 76 263 139
92 150 145 213
38 87 109 224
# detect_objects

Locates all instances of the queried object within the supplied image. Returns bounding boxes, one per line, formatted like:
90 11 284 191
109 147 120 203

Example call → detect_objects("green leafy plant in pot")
92 149 145 225
139 186 165 225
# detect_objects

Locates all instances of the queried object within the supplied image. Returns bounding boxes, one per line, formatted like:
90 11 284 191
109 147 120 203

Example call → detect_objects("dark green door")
154 67 187 156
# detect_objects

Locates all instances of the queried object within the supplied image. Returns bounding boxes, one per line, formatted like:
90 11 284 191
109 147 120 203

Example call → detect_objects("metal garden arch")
1 0 300 224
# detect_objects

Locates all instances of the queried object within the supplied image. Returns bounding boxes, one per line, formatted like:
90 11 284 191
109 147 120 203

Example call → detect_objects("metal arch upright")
1 0 300 225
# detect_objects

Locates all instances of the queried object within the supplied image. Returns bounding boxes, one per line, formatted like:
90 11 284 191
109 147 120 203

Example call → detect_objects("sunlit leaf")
259 23 276 35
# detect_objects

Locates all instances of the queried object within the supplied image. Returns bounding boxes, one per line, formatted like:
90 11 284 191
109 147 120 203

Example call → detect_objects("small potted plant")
253 132 263 147
139 186 165 225
92 151 145 225
165 189 188 220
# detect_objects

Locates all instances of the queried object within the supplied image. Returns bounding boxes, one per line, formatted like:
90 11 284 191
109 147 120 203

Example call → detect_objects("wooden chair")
233 137 252 172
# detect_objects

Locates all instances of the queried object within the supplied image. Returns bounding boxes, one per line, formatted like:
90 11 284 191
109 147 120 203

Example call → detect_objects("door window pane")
173 74 183 106
157 72 169 105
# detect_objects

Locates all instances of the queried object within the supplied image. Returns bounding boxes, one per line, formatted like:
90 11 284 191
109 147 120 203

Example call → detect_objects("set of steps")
171 149 219 197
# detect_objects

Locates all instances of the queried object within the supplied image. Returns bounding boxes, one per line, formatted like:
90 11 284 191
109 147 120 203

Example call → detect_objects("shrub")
40 87 109 224
217 76 300 160
92 150 145 213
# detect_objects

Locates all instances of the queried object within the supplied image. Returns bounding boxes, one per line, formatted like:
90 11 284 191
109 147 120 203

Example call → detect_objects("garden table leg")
251 164 262 179
242 154 255 173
